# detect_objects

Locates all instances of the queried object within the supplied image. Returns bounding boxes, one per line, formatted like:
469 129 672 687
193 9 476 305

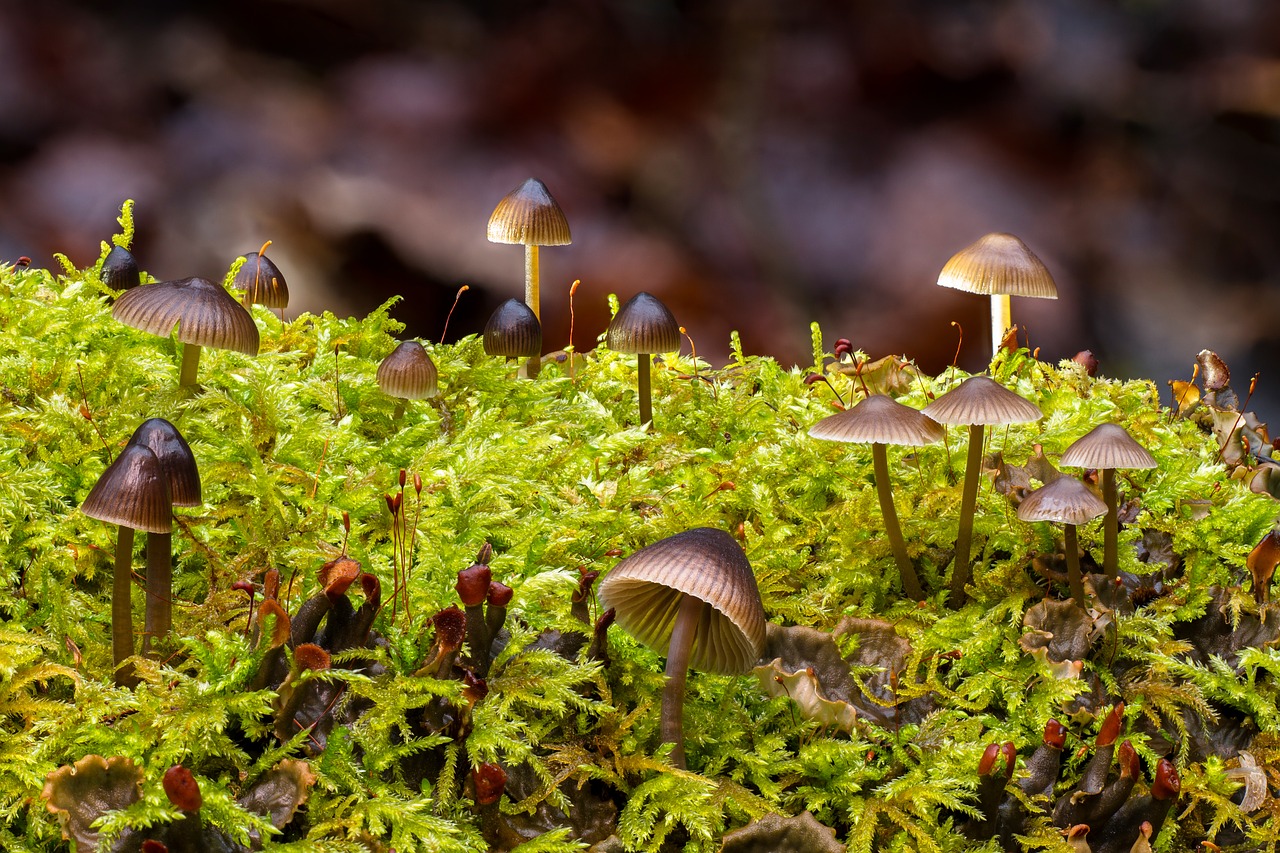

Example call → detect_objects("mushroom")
1016 475 1107 603
921 376 1043 607
81 443 172 681
232 240 289 315
125 418 200 650
936 233 1058 359
482 298 542 378
1058 423 1157 579
101 245 140 291
597 527 766 769
487 178 571 377
808 394 944 600
376 340 438 417
605 292 681 426
111 276 260 387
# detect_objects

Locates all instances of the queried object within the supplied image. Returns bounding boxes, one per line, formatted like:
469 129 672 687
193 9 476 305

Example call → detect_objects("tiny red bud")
231 580 255 594
399 468 407 488
342 511 350 531
162 766 203 812
486 581 513 608
79 404 92 420
472 762 506 806
604 548 624 558
476 542 492 565
1152 758 1181 800
414 472 423 494
1044 719 1067 750
456 565 492 607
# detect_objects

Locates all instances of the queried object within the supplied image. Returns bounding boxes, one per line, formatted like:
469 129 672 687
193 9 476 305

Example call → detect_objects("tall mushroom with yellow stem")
1058 423 1157 580
598 528 766 770
936 233 1058 359
487 178 571 378
922 376 1042 607
606 292 681 427
1016 475 1107 603
809 394 944 600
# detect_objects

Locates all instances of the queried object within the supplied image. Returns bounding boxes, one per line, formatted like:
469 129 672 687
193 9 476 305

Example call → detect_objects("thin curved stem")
662 594 706 770
873 443 923 600
1064 524 1085 603
179 343 202 386
1101 467 1118 578
113 526 135 680
948 424 986 608
637 354 653 426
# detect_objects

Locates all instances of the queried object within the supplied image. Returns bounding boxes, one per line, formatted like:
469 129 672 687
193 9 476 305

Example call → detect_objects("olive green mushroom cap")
232 249 289 309
1016 476 1107 526
1059 423 1157 471
81 444 172 534
112 276 260 355
486 178 572 246
598 527 766 675
376 341 438 399
483 298 542 358
606 292 681 355
809 394 944 446
126 418 201 507
921 376 1043 426
936 233 1059 299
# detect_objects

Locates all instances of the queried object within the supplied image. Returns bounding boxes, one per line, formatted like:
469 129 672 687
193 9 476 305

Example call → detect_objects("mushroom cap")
605 292 681 355
1059 423 1157 471
809 394 944 447
101 245 140 291
486 178 572 246
483 298 542 358
81 443 172 533
112 277 260 355
126 418 201 507
597 527 766 675
232 250 289 309
1016 476 1107 526
920 376 1042 426
936 233 1059 299
376 340 438 399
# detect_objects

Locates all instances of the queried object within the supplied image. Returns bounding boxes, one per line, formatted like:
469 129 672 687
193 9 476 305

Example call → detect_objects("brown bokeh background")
3 1 1279 413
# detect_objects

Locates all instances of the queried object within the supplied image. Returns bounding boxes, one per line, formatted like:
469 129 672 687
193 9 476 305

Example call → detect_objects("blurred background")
2 0 1278 414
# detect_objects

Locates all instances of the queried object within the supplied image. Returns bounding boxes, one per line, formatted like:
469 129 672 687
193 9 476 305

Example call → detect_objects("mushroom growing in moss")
482 298 542 378
232 240 289 314
597 527 766 769
101 245 140 291
605 292 680 427
1016 475 1107 603
376 340 438 417
809 394 944 600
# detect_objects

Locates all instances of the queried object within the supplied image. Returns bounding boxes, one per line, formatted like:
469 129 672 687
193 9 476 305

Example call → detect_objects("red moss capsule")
486 581 513 608
162 765 203 812
473 763 506 806
1044 719 1067 750
399 469 407 488
476 542 493 565
231 580 254 594
456 565 492 607
1152 758 1180 800
432 605 466 652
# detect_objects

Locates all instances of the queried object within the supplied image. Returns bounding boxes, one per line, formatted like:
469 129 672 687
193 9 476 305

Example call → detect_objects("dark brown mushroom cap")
936 232 1059 299
376 340 438 399
483 298 542 358
605 292 681 355
597 527 766 675
1016 476 1107 526
126 418 201 507
809 394 944 446
1059 423 1157 470
232 251 289 309
112 277 260 355
920 376 1043 426
486 178 572 246
81 443 172 533
101 245 140 290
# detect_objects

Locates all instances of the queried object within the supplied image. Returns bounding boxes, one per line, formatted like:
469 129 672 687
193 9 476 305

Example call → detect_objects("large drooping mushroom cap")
126 418 201 507
598 527 766 674
112 277 260 355
921 376 1043 426
1059 423 1157 471
1016 476 1107 526
936 233 1059 300
483 298 542 358
606 292 681 355
486 178 572 247
232 245 289 309
809 394 944 446
376 341 438 399
81 444 172 533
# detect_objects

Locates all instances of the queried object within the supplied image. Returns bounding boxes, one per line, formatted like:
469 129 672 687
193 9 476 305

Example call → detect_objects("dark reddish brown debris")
162 766 203 813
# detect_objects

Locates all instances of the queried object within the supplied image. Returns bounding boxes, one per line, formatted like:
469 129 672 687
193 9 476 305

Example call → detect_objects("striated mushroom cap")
1017 476 1107 527
598 527 766 675
101 245 140 291
483 298 542 358
809 394 944 447
921 376 1042 426
126 418 201 507
936 233 1058 299
232 246 289 309
112 277 260 355
81 443 172 533
1059 423 1157 470
606 292 681 355
376 341 438 400
486 178 571 246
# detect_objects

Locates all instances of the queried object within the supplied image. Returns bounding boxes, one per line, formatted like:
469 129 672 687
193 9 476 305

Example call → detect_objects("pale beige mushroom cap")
1059 423 1157 470
921 376 1043 426
486 178 572 246
1017 476 1107 526
937 233 1058 299
809 394 944 446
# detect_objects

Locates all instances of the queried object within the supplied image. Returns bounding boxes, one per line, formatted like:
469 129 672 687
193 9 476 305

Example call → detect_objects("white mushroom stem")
949 423 986 608
1064 525 1086 603
523 245 541 378
1101 468 1119 578
180 343 202 387
872 443 924 600
990 294 1012 358
662 594 707 770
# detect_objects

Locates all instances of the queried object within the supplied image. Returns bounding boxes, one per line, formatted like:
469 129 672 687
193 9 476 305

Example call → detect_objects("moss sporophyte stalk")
3 205 1280 851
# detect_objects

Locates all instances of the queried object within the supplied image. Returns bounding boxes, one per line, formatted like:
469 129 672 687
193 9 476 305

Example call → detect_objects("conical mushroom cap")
81 444 172 533
598 527 766 675
101 245 140 291
126 418 201 507
1017 476 1107 526
487 178 572 246
606 292 681 355
483 298 542 358
376 340 438 399
232 249 289 309
112 277 260 355
809 394 944 446
1059 423 1157 471
937 233 1058 299
921 376 1042 426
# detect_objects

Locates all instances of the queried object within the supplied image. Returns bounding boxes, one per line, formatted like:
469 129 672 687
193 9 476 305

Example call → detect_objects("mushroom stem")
662 594 706 770
949 423 986 607
179 343 202 387
872 442 924 600
637 354 652 425
144 531 172 651
1064 524 1085 603
1101 467 1119 578
989 294 1012 357
523 245 541 378
113 525 135 677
